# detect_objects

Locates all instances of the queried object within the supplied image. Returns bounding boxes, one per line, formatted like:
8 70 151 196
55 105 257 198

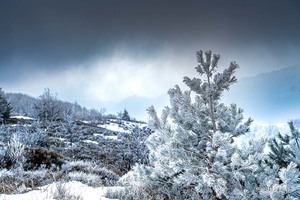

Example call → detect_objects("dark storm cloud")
0 0 300 67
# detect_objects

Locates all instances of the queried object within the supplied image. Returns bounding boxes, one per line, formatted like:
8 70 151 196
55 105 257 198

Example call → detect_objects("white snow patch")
57 138 66 141
0 181 119 200
110 119 147 128
98 119 147 133
98 123 130 133
80 120 92 124
93 133 119 140
0 169 13 177
82 140 99 145
104 135 118 140
11 116 35 120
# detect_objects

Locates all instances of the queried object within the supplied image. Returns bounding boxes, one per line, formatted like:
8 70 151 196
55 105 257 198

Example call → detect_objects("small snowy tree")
118 109 130 121
34 88 63 125
117 126 151 171
0 88 12 124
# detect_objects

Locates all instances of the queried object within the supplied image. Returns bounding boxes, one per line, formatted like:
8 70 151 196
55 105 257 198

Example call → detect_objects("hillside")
0 112 149 198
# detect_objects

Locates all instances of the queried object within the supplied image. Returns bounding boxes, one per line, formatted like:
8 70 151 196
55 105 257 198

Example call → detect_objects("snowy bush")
0 168 51 194
66 160 96 171
65 160 119 186
105 186 151 200
22 168 50 186
67 171 102 187
19 124 48 148
51 181 84 200
3 132 26 169
116 126 150 171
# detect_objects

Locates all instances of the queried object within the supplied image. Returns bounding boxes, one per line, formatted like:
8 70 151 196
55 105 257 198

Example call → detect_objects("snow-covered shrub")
66 160 95 171
19 123 49 148
0 169 44 194
67 171 102 187
65 160 119 186
51 181 84 200
22 168 50 187
116 126 150 171
0 167 65 194
0 122 48 149
3 132 26 169
105 186 152 200
0 172 20 194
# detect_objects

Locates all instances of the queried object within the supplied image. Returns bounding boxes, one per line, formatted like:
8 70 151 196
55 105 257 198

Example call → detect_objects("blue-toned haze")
0 0 300 121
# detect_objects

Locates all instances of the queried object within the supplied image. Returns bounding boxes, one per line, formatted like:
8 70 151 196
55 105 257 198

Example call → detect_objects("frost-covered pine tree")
0 88 12 124
119 50 300 200
143 50 254 199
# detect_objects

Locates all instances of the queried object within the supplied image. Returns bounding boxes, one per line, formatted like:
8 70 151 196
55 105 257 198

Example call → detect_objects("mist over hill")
4 64 300 123
223 64 300 122
112 64 300 123
109 94 169 121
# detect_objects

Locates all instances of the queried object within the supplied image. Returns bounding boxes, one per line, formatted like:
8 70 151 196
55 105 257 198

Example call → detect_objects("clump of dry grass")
51 181 84 200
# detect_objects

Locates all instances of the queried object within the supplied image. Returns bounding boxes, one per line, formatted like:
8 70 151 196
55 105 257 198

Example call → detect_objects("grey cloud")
1 0 299 66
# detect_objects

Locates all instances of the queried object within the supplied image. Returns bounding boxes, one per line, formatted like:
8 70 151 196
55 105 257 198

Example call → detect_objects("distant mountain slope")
223 64 300 122
111 94 169 121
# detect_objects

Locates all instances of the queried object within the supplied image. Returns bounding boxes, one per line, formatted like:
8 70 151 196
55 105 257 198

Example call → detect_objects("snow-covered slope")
97 119 147 133
0 181 119 200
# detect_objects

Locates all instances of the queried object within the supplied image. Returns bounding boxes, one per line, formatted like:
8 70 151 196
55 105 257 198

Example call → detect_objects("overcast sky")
1 0 300 109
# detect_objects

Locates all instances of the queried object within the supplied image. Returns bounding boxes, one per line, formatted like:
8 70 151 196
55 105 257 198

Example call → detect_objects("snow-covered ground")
83 139 99 145
93 133 119 140
97 119 147 133
0 181 119 200
98 122 130 133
